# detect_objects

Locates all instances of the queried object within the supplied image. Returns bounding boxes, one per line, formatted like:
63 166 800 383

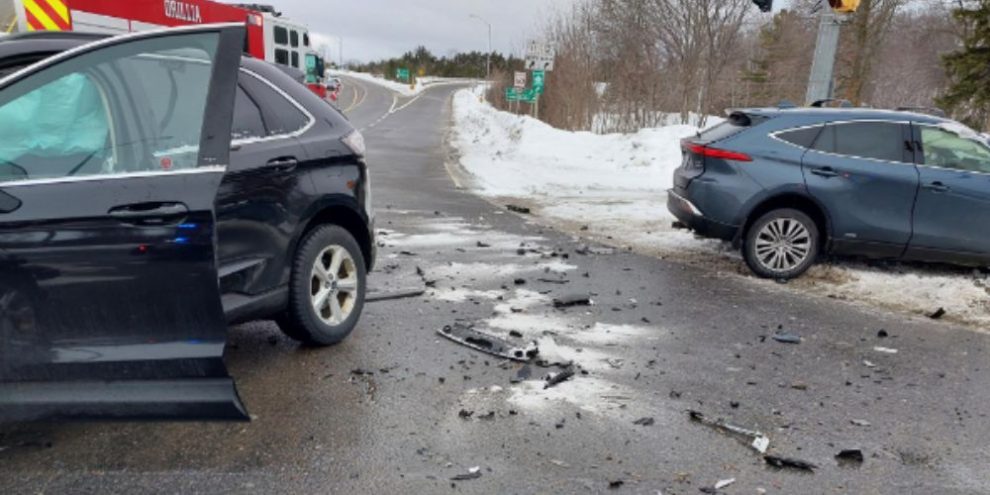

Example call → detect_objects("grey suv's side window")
920 126 990 174
813 122 907 162
777 126 823 148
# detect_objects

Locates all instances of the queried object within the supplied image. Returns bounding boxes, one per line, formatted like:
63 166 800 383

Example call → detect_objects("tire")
743 208 820 280
278 225 367 346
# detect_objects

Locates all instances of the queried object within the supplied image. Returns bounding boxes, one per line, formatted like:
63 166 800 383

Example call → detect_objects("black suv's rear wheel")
278 225 366 346
744 208 819 280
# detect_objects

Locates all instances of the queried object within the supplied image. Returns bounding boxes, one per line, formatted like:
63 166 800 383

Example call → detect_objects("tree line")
350 46 523 80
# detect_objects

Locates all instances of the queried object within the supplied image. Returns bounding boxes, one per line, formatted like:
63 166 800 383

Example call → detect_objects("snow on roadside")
449 88 990 329
330 70 476 97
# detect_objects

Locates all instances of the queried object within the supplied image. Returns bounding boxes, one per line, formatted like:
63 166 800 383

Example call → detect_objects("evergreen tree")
937 0 990 130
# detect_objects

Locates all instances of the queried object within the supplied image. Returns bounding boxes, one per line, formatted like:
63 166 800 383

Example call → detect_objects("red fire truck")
4 0 328 97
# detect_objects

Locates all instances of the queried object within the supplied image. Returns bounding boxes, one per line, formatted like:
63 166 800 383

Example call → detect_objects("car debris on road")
764 454 817 472
544 365 576 389
688 410 770 454
366 288 426 303
553 294 594 309
451 466 483 481
438 323 539 362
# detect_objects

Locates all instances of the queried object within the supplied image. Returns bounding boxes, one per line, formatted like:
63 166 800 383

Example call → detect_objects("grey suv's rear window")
812 122 906 162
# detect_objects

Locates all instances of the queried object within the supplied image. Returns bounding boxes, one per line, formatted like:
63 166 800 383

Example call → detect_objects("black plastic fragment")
506 204 531 214
544 365 576 389
366 288 426 303
835 449 865 466
929 307 946 320
764 454 817 472
553 294 592 309
771 332 802 344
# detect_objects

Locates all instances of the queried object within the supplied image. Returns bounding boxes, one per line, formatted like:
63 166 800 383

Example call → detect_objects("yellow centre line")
342 80 367 114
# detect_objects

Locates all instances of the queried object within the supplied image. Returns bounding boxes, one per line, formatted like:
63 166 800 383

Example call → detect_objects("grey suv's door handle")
924 181 950 193
267 157 298 172
109 203 188 223
810 167 839 178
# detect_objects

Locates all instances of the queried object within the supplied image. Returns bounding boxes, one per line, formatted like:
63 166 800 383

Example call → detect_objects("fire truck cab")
2 0 327 96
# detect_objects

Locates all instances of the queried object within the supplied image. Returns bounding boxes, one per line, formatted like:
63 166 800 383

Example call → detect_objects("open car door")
0 24 247 420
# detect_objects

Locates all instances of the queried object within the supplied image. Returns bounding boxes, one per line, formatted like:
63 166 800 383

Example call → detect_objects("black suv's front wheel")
279 225 367 346
743 208 819 280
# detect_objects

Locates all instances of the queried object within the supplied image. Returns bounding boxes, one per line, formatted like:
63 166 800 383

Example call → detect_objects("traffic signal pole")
805 9 842 103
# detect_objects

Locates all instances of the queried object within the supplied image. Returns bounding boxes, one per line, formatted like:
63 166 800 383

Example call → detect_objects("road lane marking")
342 79 368 113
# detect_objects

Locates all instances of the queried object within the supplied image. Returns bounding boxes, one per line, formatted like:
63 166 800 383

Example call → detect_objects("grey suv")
669 107 990 279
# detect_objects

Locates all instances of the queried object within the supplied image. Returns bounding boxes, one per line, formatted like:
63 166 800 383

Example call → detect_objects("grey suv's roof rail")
810 98 854 108
896 106 947 118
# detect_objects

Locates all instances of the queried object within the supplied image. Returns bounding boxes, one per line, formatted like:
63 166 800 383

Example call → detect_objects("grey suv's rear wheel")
278 225 366 346
744 209 819 280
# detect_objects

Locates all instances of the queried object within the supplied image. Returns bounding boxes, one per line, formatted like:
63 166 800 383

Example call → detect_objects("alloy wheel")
310 245 359 326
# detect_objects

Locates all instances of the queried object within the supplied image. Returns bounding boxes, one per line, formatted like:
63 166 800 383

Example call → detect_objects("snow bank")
450 89 990 329
331 70 476 97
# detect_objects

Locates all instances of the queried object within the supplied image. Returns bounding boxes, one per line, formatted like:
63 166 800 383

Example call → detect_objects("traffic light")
828 0 861 13
753 0 773 12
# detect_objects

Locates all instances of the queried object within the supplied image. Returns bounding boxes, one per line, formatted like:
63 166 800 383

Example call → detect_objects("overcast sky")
258 0 794 64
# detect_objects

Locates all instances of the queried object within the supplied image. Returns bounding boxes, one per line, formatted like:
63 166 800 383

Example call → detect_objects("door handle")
267 157 298 172
924 181 950 193
810 167 839 178
109 203 189 224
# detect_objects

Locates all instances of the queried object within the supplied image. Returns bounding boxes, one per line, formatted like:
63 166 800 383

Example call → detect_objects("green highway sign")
506 87 539 103
532 70 545 94
396 68 410 82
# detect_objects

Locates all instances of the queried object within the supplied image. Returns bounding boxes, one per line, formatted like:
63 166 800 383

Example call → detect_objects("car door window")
0 34 221 183
920 126 990 174
240 71 311 136
777 126 823 148
817 122 906 162
232 84 267 140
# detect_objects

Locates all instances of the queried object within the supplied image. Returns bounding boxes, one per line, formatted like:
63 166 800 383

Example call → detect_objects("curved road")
1 80 988 494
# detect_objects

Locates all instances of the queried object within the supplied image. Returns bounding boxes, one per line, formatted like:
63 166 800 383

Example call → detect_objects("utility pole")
470 14 492 80
805 4 843 103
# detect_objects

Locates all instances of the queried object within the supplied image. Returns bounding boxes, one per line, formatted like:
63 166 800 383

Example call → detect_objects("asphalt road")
2 80 989 495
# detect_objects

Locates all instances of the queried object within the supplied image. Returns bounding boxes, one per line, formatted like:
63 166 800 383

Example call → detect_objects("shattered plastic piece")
438 323 539 362
688 410 770 454
835 449 865 465
764 455 817 472
929 307 946 319
476 241 491 248
544 365 576 389
451 466 482 481
506 204 532 214
771 332 802 344
850 419 871 427
863 360 877 368
714 478 736 490
873 346 898 354
877 329 889 338
366 288 426 303
458 409 474 419
633 417 655 426
553 294 593 309
608 480 624 489
550 459 570 468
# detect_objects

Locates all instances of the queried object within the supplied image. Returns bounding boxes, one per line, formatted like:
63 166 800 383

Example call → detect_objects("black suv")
0 26 374 420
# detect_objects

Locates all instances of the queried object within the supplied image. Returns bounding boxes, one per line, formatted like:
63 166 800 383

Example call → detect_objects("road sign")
532 70 545 94
525 40 555 72
396 68 410 82
514 71 527 90
521 88 538 103
505 87 522 102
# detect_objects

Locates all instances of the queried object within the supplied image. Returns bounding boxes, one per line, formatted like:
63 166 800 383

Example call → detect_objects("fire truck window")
275 49 289 66
291 52 300 69
0 33 221 183
274 26 289 46
304 33 310 47
232 85 267 140
290 31 299 48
